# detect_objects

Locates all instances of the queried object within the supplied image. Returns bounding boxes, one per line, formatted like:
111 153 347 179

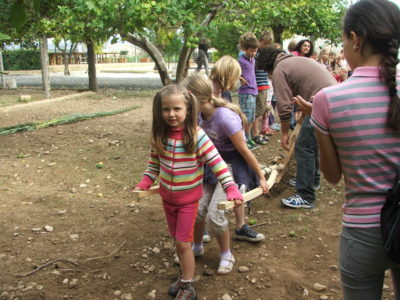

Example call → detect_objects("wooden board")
275 122 301 184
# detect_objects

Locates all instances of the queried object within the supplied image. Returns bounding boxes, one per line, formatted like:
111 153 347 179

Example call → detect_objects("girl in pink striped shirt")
135 84 243 300
295 1 400 298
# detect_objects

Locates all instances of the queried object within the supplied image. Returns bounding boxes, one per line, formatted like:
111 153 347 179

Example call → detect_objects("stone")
238 266 249 273
313 283 326 292
146 289 156 300
44 225 54 232
121 294 132 300
221 294 233 300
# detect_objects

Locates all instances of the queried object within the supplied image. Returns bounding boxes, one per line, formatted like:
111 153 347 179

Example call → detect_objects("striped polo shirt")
311 66 400 228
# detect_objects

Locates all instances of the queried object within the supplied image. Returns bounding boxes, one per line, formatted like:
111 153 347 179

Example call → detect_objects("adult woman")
292 39 314 58
297 0 400 298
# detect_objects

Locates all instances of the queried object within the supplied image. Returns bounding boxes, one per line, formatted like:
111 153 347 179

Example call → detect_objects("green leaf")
10 0 27 31
0 33 11 40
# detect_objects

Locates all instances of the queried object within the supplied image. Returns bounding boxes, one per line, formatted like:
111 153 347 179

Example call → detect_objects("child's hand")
232 198 244 208
239 76 249 86
259 178 269 194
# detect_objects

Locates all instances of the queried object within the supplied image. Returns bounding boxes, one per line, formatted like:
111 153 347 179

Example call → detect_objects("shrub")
3 50 41 70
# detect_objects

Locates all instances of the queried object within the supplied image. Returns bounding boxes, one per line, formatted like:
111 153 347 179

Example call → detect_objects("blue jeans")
294 115 320 202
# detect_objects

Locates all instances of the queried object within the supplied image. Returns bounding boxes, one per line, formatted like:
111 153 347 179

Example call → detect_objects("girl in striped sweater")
135 84 243 300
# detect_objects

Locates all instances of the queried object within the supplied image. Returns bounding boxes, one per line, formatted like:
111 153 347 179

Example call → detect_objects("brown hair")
183 74 247 127
151 84 198 154
210 55 241 92
344 0 400 130
239 32 258 50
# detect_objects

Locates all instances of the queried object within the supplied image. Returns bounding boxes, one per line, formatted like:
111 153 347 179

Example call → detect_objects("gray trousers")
294 115 320 202
340 226 400 300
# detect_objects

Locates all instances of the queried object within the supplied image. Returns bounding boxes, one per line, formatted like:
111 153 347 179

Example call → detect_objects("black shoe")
234 224 265 242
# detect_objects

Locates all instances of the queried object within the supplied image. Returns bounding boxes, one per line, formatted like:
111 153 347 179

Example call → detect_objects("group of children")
134 32 277 300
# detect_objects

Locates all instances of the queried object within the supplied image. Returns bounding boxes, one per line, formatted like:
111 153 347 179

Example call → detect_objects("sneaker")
234 224 265 242
289 178 321 191
246 139 258 150
253 135 268 145
281 194 314 209
168 277 181 297
270 123 281 131
203 231 211 243
217 254 235 275
175 281 197 300
192 245 204 257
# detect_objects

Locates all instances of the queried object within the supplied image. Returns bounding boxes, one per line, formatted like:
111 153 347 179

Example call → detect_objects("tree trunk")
0 51 5 89
39 35 51 99
122 33 172 86
272 26 285 46
120 3 225 86
63 55 70 76
175 46 192 83
86 40 97 92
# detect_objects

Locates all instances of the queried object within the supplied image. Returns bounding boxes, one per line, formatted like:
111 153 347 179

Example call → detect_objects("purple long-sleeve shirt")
238 54 258 96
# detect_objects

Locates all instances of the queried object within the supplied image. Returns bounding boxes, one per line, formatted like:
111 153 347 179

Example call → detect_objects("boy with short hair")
238 33 259 150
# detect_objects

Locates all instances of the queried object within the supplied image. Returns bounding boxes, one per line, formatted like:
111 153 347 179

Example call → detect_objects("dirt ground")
0 88 396 300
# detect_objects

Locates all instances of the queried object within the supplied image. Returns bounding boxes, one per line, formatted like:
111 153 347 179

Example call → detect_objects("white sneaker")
217 254 235 275
203 232 211 243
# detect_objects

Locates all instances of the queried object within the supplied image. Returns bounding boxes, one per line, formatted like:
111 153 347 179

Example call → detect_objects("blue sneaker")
282 194 314 209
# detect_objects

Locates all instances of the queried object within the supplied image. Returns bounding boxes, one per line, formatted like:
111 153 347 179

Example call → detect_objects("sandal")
217 254 235 275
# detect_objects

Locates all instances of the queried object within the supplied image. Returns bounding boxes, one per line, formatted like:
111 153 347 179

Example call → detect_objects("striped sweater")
311 66 400 228
136 127 243 205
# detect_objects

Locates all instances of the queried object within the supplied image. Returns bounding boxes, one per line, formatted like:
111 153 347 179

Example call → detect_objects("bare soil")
0 88 396 300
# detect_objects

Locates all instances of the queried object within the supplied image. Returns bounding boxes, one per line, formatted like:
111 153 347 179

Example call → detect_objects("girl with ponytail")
183 74 268 275
301 0 400 298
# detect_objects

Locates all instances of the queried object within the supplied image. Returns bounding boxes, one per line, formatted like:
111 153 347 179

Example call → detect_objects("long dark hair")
151 84 198 154
293 39 314 58
344 0 400 130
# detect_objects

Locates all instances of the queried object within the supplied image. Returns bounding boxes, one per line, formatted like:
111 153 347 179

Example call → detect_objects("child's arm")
135 149 160 191
197 130 243 203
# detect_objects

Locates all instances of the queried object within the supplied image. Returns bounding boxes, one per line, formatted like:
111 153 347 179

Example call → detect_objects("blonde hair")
210 55 241 92
259 31 273 46
183 73 247 127
317 48 330 64
151 84 198 154
238 32 258 50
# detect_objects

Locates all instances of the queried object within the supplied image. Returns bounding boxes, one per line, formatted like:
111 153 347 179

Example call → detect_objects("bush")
3 50 41 70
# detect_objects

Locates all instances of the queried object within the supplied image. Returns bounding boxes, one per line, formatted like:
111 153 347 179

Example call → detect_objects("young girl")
135 84 243 299
183 73 268 275
210 55 241 102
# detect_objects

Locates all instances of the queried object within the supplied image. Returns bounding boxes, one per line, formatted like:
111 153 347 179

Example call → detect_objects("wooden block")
20 95 32 101
132 185 159 198
217 187 264 210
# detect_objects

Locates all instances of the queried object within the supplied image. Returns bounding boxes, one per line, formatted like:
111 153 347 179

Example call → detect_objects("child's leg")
239 93 256 140
176 241 195 280
174 203 199 281
193 184 215 246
